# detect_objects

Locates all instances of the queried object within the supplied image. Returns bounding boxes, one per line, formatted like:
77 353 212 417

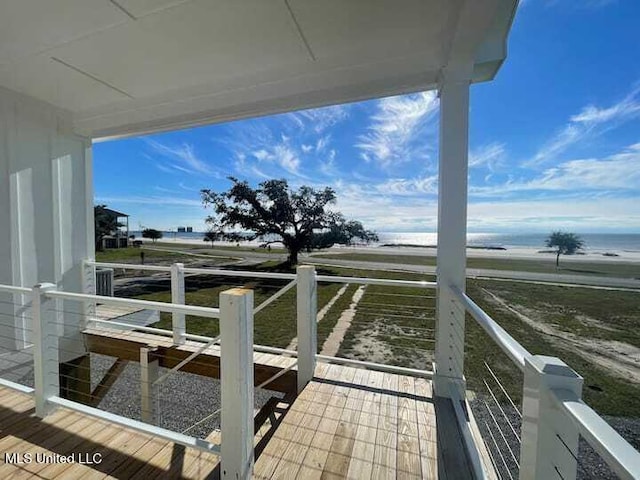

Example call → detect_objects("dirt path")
286 284 349 351
320 286 366 356
482 288 640 383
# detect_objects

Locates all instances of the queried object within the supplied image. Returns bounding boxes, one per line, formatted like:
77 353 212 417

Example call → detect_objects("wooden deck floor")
0 362 477 479
254 363 474 479
0 386 220 479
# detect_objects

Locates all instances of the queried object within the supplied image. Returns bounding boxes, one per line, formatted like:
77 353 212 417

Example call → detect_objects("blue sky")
94 0 640 234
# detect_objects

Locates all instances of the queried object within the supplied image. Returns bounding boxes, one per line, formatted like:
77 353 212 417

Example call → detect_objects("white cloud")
273 145 301 175
315 135 330 153
221 106 346 180
328 181 438 231
252 149 270 161
319 149 337 176
474 143 640 196
526 85 640 166
96 195 201 206
467 198 640 231
247 144 301 176
144 139 218 176
375 175 438 196
571 89 640 124
469 142 506 169
357 92 439 168
332 181 640 232
287 105 349 134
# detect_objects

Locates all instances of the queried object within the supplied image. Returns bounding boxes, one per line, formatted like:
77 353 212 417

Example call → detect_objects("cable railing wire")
485 419 516 480
483 378 521 441
482 398 520 468
555 432 596 480
484 361 522 418
485 438 504 480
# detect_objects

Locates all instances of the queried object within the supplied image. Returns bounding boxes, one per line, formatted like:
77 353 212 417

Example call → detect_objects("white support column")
520 356 583 480
171 262 186 345
140 347 159 425
220 288 254 480
32 283 59 417
296 265 317 392
434 67 472 399
81 259 96 329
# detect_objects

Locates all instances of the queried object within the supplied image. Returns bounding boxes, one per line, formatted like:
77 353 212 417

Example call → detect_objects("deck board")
255 362 476 480
0 387 221 479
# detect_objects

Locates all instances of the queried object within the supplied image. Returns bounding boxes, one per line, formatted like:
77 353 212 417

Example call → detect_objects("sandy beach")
149 237 640 264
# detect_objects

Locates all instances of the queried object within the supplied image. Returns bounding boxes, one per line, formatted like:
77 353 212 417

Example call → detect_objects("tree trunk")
283 236 301 266
556 251 560 268
287 248 299 265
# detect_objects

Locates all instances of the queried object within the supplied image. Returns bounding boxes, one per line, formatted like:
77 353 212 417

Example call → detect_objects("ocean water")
376 232 640 252
132 230 640 252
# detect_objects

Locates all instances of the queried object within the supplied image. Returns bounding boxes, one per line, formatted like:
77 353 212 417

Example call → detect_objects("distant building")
177 227 186 232
177 226 193 233
100 208 130 249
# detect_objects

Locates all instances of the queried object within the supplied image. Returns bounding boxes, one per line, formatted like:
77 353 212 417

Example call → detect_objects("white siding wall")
0 86 93 356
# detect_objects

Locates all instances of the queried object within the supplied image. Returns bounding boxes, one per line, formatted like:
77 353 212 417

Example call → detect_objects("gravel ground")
470 395 640 479
0 350 279 440
91 353 280 439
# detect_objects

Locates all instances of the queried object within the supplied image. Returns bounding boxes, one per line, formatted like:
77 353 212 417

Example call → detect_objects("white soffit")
0 0 518 139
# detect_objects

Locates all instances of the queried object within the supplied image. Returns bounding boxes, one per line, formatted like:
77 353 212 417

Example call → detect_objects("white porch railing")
1 264 639 480
86 260 438 380
0 281 254 479
451 286 640 480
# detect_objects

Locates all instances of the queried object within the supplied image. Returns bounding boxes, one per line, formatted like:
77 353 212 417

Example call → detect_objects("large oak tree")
201 178 377 264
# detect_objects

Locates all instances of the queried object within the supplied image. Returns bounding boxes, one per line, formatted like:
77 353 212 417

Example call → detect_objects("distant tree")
94 205 121 251
203 231 218 247
545 231 584 267
142 228 163 243
201 178 377 265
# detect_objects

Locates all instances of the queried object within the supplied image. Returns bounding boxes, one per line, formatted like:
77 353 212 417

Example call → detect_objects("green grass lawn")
148 242 288 255
134 272 350 348
96 247 190 263
314 252 640 279
463 280 640 417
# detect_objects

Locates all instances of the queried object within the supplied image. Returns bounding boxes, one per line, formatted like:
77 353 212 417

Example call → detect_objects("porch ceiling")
0 0 517 139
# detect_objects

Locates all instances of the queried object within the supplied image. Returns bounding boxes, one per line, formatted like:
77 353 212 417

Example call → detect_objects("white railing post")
171 262 186 345
520 355 583 480
140 347 159 424
220 288 254 480
32 283 59 417
296 265 317 392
